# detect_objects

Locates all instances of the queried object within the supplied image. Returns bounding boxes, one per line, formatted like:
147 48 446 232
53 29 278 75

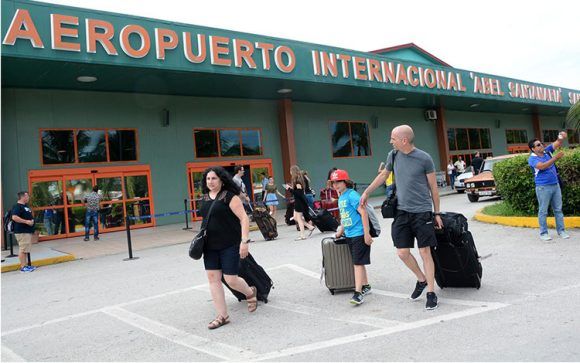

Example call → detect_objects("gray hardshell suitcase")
321 237 355 295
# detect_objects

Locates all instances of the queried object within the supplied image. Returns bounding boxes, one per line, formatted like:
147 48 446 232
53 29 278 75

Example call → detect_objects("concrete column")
277 99 297 182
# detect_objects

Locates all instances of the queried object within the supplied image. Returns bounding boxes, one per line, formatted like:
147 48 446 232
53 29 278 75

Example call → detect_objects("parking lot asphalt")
1 192 578 362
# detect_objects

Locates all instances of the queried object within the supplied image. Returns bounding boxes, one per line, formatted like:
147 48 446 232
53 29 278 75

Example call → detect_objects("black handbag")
189 192 221 260
381 151 398 219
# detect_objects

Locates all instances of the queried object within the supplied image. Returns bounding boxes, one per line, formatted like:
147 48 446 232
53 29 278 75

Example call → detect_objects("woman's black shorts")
203 244 240 275
391 211 437 249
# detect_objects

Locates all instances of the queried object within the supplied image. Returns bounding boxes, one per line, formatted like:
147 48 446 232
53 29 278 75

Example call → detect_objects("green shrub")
493 148 580 216
481 201 535 217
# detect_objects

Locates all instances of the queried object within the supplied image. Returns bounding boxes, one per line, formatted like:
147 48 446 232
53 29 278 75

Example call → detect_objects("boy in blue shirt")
528 132 570 241
331 169 373 305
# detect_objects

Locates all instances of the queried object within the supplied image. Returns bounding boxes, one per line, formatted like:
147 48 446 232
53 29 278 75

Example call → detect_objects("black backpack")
437 212 468 243
3 208 15 233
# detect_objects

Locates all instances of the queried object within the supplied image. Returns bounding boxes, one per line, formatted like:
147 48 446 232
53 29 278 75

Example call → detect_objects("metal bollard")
182 199 192 230
123 217 139 261
27 252 31 266
7 232 17 258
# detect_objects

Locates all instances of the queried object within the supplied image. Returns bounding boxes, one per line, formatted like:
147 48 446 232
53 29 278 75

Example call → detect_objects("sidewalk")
1 187 456 272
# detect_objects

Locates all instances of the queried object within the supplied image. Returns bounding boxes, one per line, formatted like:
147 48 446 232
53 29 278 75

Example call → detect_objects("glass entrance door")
28 165 154 241
186 159 273 221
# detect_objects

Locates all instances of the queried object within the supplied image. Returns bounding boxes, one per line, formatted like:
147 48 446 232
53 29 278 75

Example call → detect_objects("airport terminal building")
2 0 579 242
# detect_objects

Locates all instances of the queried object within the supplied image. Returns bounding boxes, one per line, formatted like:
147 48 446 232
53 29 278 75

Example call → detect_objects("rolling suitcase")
310 208 339 232
432 230 482 289
252 205 278 240
285 202 296 225
321 237 355 295
221 253 273 303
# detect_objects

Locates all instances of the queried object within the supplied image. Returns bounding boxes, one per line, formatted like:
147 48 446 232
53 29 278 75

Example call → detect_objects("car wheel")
467 194 479 202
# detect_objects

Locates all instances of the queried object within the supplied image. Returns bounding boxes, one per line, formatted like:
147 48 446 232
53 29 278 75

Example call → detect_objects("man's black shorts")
346 235 371 265
391 211 437 249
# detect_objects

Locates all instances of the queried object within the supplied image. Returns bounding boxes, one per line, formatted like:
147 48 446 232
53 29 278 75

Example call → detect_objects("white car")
453 166 474 193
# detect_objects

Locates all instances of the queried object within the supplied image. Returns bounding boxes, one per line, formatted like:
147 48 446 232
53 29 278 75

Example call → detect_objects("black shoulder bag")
381 151 398 218
189 192 222 260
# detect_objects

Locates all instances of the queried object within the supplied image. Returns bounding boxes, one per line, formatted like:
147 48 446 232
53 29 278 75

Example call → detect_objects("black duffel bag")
436 212 468 243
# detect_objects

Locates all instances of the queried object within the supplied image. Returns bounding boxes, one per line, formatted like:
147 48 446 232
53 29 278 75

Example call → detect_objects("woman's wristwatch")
241 238 251 244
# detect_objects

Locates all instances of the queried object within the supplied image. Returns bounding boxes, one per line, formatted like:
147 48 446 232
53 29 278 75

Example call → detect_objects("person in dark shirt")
199 166 257 330
471 152 484 175
11 191 37 272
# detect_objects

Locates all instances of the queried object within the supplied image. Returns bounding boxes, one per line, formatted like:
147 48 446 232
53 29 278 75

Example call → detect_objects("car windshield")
483 159 501 172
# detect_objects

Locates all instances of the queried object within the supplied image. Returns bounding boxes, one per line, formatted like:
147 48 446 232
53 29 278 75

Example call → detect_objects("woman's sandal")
207 315 230 330
294 236 307 241
247 286 258 313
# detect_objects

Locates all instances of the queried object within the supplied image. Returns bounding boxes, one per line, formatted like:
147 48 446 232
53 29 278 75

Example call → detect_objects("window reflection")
108 130 137 161
330 122 352 157
77 130 107 162
42 130 75 164
241 130 262 156
125 175 149 199
194 130 219 157
220 130 241 156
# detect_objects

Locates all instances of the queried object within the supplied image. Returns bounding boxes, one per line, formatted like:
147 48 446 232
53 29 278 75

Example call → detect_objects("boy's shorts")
345 235 371 265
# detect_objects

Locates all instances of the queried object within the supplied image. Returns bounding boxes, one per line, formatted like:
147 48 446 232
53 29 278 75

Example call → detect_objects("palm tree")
566 102 580 131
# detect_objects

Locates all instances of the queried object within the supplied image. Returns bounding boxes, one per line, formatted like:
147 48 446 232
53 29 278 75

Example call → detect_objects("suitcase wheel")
237 298 242 302
329 289 335 295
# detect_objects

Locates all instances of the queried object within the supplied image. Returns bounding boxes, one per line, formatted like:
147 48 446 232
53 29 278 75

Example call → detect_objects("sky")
37 0 580 90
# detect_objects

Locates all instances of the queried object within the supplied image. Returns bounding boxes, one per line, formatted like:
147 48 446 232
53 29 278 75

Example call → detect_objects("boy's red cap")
330 169 350 181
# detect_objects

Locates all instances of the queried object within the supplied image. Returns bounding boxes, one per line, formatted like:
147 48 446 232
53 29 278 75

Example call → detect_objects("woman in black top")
199 166 257 330
284 165 315 240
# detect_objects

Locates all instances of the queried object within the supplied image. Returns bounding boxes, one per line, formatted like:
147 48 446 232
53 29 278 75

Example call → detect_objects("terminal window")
505 129 528 144
41 129 137 165
194 128 263 158
329 121 371 158
542 129 559 142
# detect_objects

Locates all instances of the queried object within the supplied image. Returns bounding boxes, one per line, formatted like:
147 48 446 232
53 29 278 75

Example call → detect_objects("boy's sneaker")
410 280 428 300
426 292 438 310
94 236 100 241
362 284 372 296
350 292 364 305
558 232 570 239
83 237 90 241
20 266 36 273
539 234 552 241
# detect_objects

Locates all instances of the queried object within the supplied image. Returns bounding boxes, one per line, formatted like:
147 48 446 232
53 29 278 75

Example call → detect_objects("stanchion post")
182 199 192 230
7 232 17 258
123 216 139 261
3 229 8 251
27 252 31 266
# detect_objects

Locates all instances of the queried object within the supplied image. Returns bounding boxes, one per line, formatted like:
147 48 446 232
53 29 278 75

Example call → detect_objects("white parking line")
1 344 26 362
251 303 507 361
103 307 257 361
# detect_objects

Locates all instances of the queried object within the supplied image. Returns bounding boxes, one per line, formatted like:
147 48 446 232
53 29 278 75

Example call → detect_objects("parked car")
453 166 474 193
463 154 520 202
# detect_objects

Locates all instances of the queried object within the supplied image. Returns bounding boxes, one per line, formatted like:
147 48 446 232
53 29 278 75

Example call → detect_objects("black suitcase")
309 208 339 232
252 206 278 240
221 253 273 303
432 230 482 289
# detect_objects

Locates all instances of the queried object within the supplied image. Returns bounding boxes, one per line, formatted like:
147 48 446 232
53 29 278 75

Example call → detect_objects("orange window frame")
39 128 139 166
193 128 264 159
328 120 373 159
185 159 273 221
28 165 155 241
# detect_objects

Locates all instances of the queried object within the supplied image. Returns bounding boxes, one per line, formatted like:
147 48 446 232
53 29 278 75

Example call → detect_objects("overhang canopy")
2 0 579 115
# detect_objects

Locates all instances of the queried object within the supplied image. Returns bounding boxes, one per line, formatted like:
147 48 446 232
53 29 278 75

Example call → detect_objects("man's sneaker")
558 232 570 239
83 237 90 241
539 234 552 241
425 292 438 310
350 292 364 305
94 236 100 241
20 265 36 273
410 280 428 300
362 284 372 296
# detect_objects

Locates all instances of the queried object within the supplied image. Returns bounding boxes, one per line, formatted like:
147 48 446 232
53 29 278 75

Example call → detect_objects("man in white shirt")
454 156 466 174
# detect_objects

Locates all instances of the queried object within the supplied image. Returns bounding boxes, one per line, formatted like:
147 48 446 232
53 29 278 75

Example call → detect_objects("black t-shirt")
199 191 241 250
472 157 484 173
11 203 35 234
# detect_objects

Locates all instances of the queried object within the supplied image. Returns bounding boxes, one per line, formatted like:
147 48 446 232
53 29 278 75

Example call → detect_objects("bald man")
360 125 443 310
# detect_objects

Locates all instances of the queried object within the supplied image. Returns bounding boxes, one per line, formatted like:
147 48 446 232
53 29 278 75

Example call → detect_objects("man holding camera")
360 125 443 310
528 131 570 241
